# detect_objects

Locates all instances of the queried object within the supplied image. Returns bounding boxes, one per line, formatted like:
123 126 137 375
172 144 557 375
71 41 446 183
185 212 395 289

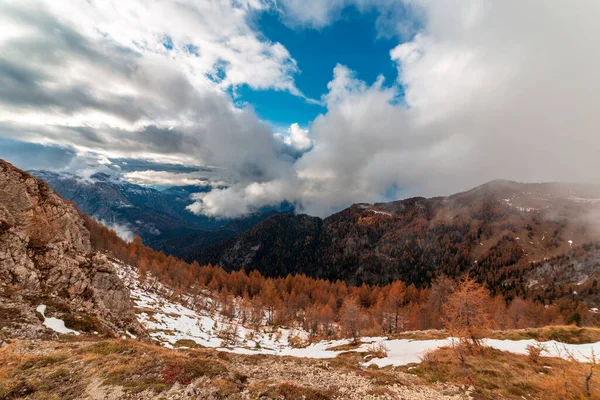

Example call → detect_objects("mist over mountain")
29 170 293 255
196 180 600 294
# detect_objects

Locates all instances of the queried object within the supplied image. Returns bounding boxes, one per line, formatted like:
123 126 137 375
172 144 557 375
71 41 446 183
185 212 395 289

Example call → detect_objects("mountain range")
30 169 600 303
195 180 600 297
5 158 599 400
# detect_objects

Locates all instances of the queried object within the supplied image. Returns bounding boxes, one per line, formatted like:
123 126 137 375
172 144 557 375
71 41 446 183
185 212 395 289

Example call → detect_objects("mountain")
0 160 143 338
29 170 219 239
4 157 600 399
197 180 600 291
29 170 292 256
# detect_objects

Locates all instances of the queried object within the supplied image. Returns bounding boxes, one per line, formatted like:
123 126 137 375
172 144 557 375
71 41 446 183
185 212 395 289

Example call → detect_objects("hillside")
197 180 600 294
0 160 143 339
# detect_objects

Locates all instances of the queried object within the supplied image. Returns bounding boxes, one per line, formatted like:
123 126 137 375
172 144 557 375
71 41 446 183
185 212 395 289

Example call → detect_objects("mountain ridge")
195 179 600 292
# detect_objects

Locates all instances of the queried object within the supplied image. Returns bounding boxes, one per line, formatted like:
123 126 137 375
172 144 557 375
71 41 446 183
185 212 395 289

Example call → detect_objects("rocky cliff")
0 159 143 339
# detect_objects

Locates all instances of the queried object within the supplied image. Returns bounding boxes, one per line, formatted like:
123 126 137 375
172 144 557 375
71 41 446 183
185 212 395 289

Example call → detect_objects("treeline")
195 194 574 295
81 213 600 338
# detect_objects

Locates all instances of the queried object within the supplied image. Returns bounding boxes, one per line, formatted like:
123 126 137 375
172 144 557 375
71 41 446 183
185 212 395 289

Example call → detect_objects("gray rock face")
0 159 144 338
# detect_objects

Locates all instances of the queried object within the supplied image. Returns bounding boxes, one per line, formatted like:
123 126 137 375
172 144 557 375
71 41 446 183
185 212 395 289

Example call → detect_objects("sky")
1 0 600 218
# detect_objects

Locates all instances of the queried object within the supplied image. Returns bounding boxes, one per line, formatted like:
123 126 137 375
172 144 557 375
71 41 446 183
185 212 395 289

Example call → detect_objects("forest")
81 211 600 338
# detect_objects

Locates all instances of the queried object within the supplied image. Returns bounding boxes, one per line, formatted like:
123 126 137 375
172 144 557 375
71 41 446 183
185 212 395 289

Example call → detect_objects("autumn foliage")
81 212 600 339
442 277 492 346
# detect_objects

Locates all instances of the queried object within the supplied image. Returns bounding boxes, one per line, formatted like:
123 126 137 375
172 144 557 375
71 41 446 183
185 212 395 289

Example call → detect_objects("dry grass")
0 339 233 398
366 342 389 358
387 326 600 344
358 368 411 386
409 345 600 400
277 382 333 400
327 351 365 371
0 350 86 400
0 339 345 399
247 380 281 399
326 341 363 351
4 334 598 399
489 325 600 344
172 338 206 348
387 329 449 340
211 377 244 398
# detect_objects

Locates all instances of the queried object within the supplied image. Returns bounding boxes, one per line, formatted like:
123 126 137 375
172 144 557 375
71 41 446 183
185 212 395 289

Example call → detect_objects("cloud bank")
2 0 600 218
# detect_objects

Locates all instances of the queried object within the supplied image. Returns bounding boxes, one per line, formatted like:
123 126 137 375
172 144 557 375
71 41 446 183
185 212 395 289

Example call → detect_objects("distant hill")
29 170 292 256
197 180 600 293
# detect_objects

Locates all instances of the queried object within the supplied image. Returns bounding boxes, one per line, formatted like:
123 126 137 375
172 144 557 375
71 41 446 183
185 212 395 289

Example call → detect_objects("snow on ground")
569 196 600 204
368 209 393 217
361 338 600 367
113 261 600 367
115 262 308 352
36 304 80 335
501 198 537 212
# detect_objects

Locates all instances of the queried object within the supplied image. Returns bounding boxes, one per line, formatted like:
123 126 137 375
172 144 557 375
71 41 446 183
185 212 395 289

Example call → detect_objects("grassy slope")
0 338 463 400
409 346 599 400
387 325 600 344
2 330 600 400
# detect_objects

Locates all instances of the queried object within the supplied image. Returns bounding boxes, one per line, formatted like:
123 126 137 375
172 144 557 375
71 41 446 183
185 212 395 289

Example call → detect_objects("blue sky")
238 7 401 129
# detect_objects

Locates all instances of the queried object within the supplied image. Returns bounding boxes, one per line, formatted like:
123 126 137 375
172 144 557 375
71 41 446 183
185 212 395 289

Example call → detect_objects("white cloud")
274 0 423 39
186 178 297 218
0 0 301 197
4 0 600 220
123 170 227 187
187 0 600 218
275 123 313 152
99 219 135 242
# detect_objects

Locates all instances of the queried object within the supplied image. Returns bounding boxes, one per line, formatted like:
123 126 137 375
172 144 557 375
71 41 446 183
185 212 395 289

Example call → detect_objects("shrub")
367 342 389 358
211 378 241 398
161 357 228 385
526 343 547 365
25 212 61 249
278 382 332 400
161 363 191 385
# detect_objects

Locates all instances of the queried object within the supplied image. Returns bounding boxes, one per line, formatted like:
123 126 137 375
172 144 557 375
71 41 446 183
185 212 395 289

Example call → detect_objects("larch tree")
507 297 531 329
442 277 492 348
339 297 363 344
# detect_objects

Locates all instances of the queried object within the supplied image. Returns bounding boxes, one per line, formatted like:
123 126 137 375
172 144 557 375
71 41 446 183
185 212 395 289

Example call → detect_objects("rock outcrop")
0 159 144 339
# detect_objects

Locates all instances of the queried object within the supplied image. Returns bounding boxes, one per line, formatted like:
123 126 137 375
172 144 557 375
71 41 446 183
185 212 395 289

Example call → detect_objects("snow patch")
369 209 392 217
569 196 600 204
36 304 80 335
115 262 309 352
362 338 600 367
112 261 600 367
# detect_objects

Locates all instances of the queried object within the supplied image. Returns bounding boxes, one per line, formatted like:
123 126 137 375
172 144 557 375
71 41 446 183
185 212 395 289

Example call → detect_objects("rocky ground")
0 159 143 340
0 338 471 400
